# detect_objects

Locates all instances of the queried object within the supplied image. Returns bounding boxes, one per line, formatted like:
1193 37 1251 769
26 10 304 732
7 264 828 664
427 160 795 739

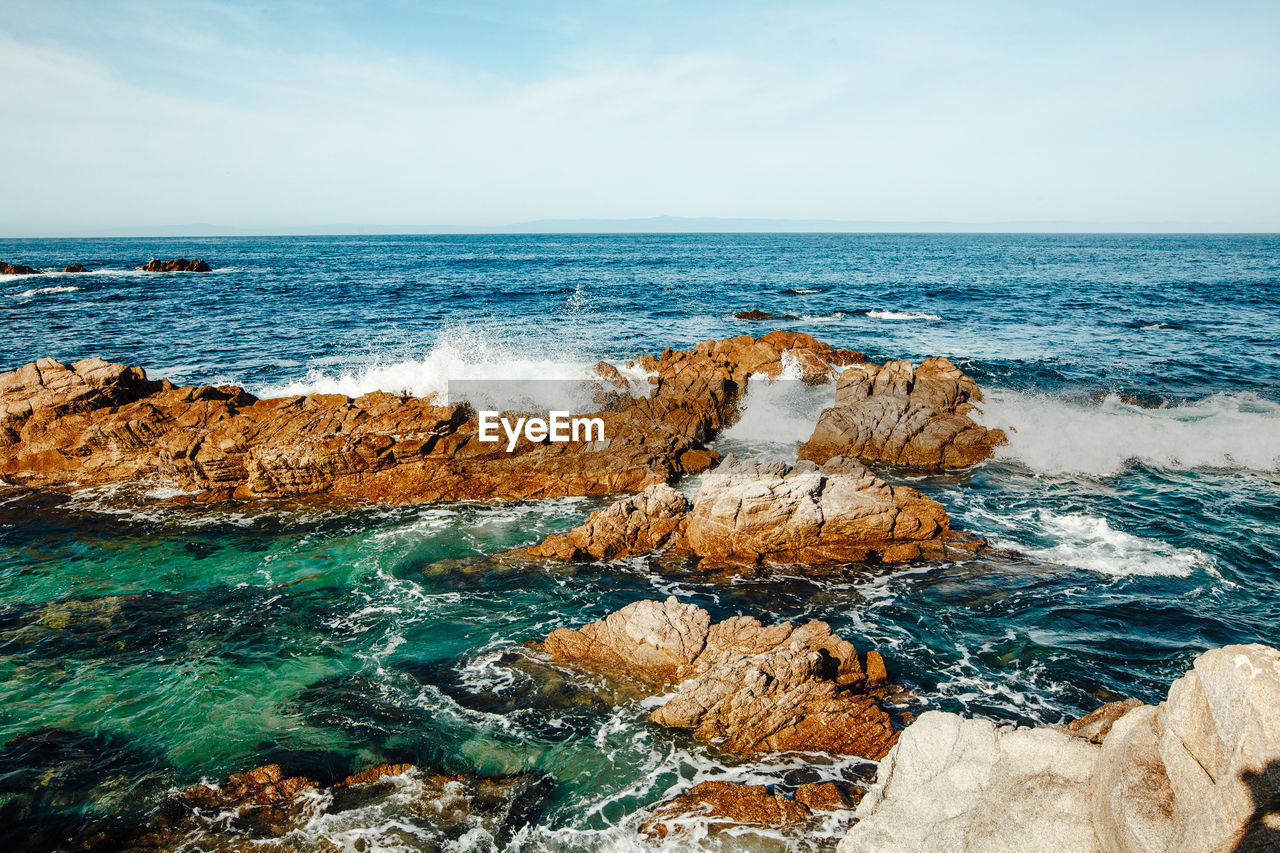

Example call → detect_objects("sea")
1 233 1278 850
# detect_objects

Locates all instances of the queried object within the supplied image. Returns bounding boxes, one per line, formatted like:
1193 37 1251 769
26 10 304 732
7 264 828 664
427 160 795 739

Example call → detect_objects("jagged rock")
643 781 813 838
1066 698 1146 744
528 484 689 561
0 262 39 275
540 597 898 759
123 762 553 851
799 357 1006 470
141 257 212 272
839 711 1099 853
63 263 89 273
527 457 983 568
838 644 1280 853
0 334 871 503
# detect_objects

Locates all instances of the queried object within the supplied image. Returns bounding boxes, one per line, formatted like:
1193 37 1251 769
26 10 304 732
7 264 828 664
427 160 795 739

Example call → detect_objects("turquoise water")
1 234 1278 849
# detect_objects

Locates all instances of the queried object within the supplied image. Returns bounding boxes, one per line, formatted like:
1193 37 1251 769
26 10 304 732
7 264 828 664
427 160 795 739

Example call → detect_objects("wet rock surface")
0 333 868 503
642 779 859 838
111 762 554 851
539 596 900 759
0 262 39 275
141 257 212 272
839 643 1280 853
529 456 985 569
799 356 1007 470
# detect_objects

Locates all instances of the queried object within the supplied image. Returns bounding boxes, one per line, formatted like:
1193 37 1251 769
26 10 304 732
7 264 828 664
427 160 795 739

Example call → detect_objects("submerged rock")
539 596 899 759
838 643 1280 853
642 780 857 839
123 761 554 851
528 457 984 569
799 357 1006 470
141 257 212 272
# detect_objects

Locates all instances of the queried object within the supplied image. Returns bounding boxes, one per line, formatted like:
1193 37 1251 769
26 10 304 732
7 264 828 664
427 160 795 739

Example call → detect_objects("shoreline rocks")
528 456 984 569
838 643 1280 853
799 357 1006 470
141 257 212 272
642 780 858 839
0 333 957 507
538 596 900 759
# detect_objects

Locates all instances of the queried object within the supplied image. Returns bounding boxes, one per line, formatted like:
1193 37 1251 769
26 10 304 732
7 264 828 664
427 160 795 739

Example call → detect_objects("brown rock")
527 456 980 569
643 781 812 838
338 762 415 786
799 357 1006 470
141 257 212 272
1064 697 1144 744
63 263 89 273
539 597 899 759
1 262 39 275
734 309 798 321
795 781 857 811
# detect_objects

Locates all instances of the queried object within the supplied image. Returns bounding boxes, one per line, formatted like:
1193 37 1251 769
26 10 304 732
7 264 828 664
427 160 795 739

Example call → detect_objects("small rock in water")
141 257 212 272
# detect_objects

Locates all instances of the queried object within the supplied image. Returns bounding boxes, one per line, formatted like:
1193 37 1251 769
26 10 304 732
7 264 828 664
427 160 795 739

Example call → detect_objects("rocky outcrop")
539 597 899 758
141 257 211 272
0 333 871 504
1 262 39 275
642 780 856 838
124 762 553 851
63 263 89 273
528 457 983 569
799 357 1006 470
734 309 798 321
838 643 1280 853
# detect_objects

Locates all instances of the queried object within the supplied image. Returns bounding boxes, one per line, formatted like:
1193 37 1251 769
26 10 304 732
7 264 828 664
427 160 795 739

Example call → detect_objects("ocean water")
1 234 1278 850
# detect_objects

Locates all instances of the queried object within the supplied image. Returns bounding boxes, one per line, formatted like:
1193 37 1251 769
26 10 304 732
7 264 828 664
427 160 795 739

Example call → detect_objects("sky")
1 0 1278 234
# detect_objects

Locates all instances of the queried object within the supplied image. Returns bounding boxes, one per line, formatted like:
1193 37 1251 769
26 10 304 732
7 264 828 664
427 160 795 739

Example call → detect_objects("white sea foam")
5 284 80 299
798 311 845 324
865 310 942 321
259 330 593 400
715 352 832 458
978 389 1280 476
1012 510 1215 578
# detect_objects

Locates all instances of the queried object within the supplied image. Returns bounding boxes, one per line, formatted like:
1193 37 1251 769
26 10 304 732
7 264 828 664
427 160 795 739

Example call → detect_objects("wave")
978 389 1280 476
256 327 653 409
5 285 80 299
783 287 821 295
1014 511 1215 578
798 311 845 324
865 310 942 321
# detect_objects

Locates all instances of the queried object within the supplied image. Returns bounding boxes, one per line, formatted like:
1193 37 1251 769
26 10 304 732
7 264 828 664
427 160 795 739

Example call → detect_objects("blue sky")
1 1 1278 233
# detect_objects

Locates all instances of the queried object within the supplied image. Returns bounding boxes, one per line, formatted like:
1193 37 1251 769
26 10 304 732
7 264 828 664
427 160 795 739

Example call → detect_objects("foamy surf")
866 310 942 321
5 284 80 299
978 390 1280 476
1016 510 1215 578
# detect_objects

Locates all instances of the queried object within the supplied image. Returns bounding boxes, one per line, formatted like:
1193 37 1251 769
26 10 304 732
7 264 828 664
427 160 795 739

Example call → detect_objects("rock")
527 456 983 569
839 643 1280 853
734 309 798 321
643 781 812 838
141 257 212 272
0 334 874 504
839 711 1100 853
796 781 858 811
799 357 1006 470
528 484 689 561
1 262 39 275
540 596 899 759
1154 644 1280 852
127 761 553 850
1066 698 1146 744
62 263 89 273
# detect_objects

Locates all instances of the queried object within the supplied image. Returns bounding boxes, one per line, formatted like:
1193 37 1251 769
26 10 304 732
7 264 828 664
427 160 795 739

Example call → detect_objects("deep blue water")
1 234 1278 850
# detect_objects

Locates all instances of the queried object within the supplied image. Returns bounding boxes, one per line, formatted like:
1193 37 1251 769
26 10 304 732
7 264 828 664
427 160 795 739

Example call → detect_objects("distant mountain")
6 216 1248 238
